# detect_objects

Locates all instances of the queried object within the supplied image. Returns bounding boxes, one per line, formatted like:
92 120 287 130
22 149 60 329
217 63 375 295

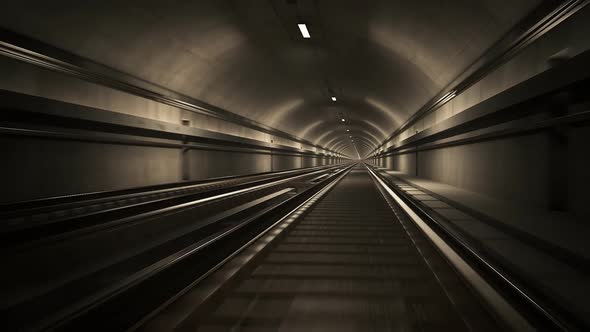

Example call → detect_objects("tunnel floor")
163 165 500 331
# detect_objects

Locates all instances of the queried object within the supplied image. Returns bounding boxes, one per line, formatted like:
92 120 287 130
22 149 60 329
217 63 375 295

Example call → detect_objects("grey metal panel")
393 153 417 175
271 153 302 172
302 156 318 168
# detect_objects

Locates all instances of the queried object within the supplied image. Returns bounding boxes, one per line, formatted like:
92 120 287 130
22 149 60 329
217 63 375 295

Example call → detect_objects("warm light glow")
341 119 346 122
346 129 350 132
298 24 311 38
331 96 337 102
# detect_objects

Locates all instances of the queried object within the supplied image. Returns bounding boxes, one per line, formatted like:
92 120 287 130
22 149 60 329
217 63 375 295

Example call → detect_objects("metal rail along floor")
139 164 501 331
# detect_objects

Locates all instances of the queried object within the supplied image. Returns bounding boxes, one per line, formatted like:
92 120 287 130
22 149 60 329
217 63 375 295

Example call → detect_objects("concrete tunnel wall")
0 55 344 203
371 6 590 217
1 132 339 203
380 128 590 217
3 2 590 207
1 129 340 203
384 5 590 148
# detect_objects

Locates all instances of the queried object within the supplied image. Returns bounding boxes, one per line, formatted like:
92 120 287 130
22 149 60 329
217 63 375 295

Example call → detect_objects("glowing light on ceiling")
341 118 346 122
298 24 311 38
331 96 337 102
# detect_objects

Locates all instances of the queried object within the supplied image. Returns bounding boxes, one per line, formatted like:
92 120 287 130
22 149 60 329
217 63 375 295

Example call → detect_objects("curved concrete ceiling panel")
0 0 540 157
324 131 380 152
317 120 385 150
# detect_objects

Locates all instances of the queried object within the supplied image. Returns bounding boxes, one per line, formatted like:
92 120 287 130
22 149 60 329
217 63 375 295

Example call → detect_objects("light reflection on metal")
434 90 457 108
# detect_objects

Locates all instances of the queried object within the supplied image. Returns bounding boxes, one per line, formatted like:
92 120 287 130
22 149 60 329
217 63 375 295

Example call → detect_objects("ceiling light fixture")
331 96 337 102
346 129 350 132
341 119 346 122
298 24 311 38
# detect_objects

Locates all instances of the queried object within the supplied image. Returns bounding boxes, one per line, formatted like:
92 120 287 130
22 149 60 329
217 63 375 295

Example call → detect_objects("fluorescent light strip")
298 24 311 38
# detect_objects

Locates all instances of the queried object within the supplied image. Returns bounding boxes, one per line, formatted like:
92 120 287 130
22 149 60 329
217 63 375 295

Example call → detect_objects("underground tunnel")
1 0 590 331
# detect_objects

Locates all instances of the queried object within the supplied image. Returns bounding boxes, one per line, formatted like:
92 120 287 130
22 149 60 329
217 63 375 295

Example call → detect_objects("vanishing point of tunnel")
1 0 590 331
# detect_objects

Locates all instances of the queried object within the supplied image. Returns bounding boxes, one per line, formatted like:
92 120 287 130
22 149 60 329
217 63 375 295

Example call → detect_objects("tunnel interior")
2 0 590 331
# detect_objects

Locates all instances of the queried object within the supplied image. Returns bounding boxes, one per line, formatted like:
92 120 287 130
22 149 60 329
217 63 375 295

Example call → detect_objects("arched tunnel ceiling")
1 0 540 158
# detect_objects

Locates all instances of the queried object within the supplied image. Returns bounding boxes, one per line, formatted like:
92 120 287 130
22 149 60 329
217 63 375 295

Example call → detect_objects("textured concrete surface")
0 0 540 157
